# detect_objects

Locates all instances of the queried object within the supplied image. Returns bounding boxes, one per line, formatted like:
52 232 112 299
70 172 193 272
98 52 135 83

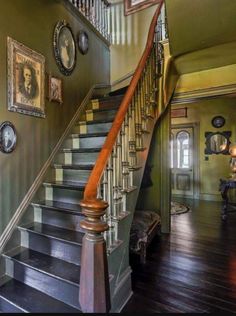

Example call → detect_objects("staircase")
0 95 123 313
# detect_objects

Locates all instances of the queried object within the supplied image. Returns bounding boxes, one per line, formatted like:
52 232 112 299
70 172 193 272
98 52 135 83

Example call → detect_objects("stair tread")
62 147 101 153
18 223 84 246
71 131 108 138
78 118 113 125
43 180 86 190
32 200 83 215
54 163 94 170
5 248 81 286
0 278 81 313
93 94 124 102
89 107 118 113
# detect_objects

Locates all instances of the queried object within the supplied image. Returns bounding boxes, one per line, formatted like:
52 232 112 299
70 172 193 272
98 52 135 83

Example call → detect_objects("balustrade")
69 0 111 42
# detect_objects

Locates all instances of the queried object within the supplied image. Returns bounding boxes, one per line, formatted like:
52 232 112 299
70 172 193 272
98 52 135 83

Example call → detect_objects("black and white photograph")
53 20 76 76
0 121 17 153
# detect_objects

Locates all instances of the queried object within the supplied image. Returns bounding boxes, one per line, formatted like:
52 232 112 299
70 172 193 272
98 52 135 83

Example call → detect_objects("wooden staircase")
0 95 123 313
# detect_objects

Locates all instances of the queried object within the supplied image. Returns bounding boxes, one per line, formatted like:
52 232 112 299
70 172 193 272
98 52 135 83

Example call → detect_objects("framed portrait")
48 75 63 104
0 121 17 154
124 0 161 16
77 30 89 55
7 37 45 118
53 20 76 76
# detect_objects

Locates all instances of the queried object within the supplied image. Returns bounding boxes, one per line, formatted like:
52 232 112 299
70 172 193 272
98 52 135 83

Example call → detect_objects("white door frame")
171 122 200 200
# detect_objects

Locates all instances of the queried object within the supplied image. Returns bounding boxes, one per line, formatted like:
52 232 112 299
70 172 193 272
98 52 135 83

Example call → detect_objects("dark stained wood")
123 199 236 313
79 199 110 313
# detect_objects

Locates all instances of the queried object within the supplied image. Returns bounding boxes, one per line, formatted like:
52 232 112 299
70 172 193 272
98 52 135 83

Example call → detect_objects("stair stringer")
106 116 158 312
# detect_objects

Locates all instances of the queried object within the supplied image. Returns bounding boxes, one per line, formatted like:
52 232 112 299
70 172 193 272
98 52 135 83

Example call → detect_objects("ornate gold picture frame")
124 0 161 16
7 37 45 118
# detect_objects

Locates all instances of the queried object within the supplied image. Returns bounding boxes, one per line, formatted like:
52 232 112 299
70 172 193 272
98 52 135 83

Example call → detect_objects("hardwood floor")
123 199 236 313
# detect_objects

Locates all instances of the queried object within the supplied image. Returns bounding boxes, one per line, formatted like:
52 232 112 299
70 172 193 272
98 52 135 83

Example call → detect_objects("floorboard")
123 199 236 313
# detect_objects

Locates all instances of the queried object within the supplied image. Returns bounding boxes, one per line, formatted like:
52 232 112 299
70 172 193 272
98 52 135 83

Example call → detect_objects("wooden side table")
219 178 236 220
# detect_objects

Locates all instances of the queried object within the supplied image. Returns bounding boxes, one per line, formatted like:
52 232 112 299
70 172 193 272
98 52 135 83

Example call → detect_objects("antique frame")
77 30 89 55
205 131 231 155
48 75 63 104
211 116 225 128
53 20 76 76
0 121 17 154
171 107 187 118
124 0 161 16
7 37 45 118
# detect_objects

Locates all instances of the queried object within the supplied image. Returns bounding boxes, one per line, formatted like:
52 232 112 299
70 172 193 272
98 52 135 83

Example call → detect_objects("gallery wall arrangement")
1 17 91 154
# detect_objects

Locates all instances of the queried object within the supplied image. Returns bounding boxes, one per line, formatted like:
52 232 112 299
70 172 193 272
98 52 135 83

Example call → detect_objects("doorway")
171 124 199 199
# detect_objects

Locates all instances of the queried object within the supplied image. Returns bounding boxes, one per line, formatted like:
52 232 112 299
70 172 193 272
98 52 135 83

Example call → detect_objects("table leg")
221 186 229 220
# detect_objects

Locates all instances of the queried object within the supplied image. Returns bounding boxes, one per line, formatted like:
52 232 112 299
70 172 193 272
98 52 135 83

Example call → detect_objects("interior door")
171 126 194 198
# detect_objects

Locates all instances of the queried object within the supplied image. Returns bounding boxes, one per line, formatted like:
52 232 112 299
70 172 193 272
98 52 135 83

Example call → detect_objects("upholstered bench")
129 210 161 264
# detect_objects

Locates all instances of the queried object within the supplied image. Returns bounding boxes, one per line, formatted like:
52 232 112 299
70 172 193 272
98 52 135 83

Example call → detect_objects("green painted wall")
165 0 236 58
109 0 157 88
172 97 236 200
0 0 110 235
136 107 171 233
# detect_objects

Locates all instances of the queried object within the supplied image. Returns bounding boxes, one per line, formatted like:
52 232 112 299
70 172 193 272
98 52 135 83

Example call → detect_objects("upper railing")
69 0 111 42
79 1 165 313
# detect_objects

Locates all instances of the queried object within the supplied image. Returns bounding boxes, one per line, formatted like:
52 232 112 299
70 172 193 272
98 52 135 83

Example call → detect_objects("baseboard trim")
0 83 110 253
111 71 134 91
199 194 222 202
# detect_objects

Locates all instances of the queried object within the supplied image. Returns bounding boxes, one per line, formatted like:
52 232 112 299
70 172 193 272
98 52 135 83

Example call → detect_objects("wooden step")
18 223 84 265
0 278 81 313
3 248 81 309
32 200 83 216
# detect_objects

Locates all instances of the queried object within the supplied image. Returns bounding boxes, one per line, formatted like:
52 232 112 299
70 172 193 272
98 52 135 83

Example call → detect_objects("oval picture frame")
0 121 17 154
211 116 225 128
77 30 89 55
53 20 76 76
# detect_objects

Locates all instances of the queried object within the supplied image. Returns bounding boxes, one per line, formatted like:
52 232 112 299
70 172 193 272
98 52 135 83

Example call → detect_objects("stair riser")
5 257 80 310
55 152 99 165
45 187 84 205
34 207 85 232
64 136 106 149
55 168 91 183
92 110 117 121
0 297 25 313
73 121 112 134
79 109 116 122
20 230 82 265
97 102 121 110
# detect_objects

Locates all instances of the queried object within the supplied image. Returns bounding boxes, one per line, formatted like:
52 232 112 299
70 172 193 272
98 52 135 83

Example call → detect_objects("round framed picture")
211 116 225 128
0 121 17 153
53 20 76 76
77 30 89 55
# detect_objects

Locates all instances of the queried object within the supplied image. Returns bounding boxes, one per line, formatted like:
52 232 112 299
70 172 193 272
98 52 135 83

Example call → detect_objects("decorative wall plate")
77 30 89 55
211 116 225 128
0 121 17 153
53 20 76 76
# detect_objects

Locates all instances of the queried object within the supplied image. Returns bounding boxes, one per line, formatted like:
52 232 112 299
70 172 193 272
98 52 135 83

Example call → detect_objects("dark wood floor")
123 199 236 313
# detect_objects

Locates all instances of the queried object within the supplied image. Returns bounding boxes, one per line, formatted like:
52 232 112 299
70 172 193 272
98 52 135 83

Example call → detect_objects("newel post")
79 198 111 313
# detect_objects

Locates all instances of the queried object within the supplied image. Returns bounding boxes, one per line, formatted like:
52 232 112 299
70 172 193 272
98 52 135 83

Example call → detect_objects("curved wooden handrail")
84 0 164 200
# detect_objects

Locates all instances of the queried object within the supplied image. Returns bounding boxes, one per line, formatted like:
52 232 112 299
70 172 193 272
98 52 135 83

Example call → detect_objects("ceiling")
165 0 236 74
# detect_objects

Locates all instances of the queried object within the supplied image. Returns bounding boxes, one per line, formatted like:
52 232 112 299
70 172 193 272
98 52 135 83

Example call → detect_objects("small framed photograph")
0 121 17 154
53 20 76 76
77 30 89 55
48 75 63 104
7 37 45 118
124 0 161 15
